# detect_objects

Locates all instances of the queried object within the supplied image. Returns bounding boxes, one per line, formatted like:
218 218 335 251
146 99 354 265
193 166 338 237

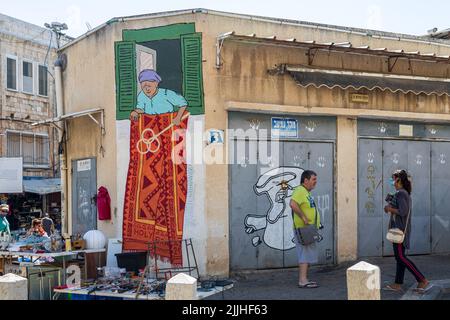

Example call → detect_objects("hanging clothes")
97 186 111 220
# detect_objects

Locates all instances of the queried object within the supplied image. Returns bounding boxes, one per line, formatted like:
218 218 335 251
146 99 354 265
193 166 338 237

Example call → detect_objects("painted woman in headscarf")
129 69 188 125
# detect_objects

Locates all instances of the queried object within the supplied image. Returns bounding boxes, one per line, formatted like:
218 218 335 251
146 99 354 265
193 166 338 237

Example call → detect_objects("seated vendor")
41 213 55 236
27 219 48 238
0 204 10 235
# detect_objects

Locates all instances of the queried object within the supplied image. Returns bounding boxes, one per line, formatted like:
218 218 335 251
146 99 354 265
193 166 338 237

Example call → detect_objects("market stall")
1 178 61 233
0 215 233 300
0 216 107 300
52 280 233 300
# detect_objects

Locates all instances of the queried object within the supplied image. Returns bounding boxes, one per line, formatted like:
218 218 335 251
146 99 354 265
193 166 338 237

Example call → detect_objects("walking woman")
383 169 431 293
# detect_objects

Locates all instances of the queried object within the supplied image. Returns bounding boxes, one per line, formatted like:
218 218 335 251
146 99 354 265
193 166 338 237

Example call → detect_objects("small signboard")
351 93 369 103
208 129 224 144
271 118 298 139
399 124 413 137
0 157 23 193
77 159 91 172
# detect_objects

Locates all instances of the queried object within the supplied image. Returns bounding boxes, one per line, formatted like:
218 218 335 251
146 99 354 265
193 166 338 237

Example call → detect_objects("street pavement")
205 253 450 300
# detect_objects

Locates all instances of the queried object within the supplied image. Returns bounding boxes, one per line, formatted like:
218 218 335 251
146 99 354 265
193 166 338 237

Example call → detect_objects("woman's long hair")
393 169 412 195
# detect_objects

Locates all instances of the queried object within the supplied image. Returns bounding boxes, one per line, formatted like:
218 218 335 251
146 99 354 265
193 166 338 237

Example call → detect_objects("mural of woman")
117 23 204 267
123 68 190 266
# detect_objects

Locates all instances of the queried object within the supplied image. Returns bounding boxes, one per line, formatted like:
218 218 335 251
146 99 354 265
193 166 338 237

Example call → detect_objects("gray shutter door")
358 139 384 257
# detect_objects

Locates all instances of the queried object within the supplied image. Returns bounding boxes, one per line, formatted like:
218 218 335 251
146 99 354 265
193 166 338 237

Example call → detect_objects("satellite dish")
58 53 68 71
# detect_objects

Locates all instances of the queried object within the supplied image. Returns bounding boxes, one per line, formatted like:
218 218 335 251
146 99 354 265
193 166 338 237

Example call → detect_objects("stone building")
0 13 71 227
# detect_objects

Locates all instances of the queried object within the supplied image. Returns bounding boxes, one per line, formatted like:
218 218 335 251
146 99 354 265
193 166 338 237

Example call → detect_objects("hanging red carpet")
122 112 188 266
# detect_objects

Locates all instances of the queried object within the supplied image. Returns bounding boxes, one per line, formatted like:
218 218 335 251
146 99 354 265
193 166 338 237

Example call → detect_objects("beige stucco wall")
336 117 358 263
60 11 450 276
65 115 118 237
62 25 118 238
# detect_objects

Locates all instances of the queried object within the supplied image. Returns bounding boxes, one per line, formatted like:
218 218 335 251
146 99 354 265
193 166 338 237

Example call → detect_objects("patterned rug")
122 112 188 266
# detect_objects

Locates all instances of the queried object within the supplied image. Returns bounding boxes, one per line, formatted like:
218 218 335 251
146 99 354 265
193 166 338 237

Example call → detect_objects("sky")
1 0 449 38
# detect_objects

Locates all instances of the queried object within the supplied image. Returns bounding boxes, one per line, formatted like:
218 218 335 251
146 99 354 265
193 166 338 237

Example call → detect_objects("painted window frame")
21 58 35 95
37 64 49 97
6 130 50 168
135 44 157 95
6 54 19 92
115 23 204 120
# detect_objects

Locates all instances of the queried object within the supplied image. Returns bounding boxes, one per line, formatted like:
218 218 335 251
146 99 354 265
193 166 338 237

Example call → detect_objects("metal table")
0 249 106 283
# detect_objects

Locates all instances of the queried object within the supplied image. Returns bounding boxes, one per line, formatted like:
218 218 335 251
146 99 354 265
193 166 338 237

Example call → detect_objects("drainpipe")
54 56 68 235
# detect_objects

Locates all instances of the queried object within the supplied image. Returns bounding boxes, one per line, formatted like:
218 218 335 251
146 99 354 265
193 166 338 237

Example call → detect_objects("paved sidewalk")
205 254 450 300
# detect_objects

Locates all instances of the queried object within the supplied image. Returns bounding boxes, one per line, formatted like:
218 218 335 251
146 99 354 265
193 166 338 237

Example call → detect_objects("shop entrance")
228 112 336 270
358 138 450 257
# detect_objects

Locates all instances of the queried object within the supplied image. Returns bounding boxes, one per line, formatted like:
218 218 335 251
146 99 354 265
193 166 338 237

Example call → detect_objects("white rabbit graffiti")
244 167 303 250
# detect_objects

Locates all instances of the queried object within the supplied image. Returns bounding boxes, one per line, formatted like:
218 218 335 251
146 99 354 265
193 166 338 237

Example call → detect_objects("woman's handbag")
294 208 321 246
386 205 411 244
386 227 405 243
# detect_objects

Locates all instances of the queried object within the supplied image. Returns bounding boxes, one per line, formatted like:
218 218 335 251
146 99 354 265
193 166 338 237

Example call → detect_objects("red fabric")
97 186 111 220
122 112 188 266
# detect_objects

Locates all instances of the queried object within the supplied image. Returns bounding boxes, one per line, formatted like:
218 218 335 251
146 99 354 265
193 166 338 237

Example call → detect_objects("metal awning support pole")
216 31 234 69
216 38 224 69
388 56 400 72
87 114 99 125
307 48 319 66
87 111 106 156
54 57 68 236
100 110 105 136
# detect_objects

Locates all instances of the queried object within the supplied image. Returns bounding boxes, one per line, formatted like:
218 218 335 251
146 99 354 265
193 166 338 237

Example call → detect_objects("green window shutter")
115 41 136 120
181 33 204 115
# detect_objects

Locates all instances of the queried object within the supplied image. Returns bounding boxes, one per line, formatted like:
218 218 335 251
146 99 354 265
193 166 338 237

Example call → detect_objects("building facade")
0 13 72 229
0 13 64 177
57 9 450 277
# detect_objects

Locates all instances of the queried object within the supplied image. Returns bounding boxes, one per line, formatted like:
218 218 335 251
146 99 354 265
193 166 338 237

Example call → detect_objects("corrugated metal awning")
283 65 450 96
216 32 450 69
217 32 450 61
23 178 61 195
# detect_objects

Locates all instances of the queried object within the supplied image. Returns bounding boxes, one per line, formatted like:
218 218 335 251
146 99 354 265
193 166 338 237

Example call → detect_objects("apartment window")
22 60 33 94
38 65 48 96
7 131 50 167
34 135 50 166
6 132 21 157
6 57 18 90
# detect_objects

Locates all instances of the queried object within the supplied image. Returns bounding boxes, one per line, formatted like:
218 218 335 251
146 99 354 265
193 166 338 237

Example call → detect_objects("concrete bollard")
346 261 380 300
0 273 28 300
165 273 198 300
